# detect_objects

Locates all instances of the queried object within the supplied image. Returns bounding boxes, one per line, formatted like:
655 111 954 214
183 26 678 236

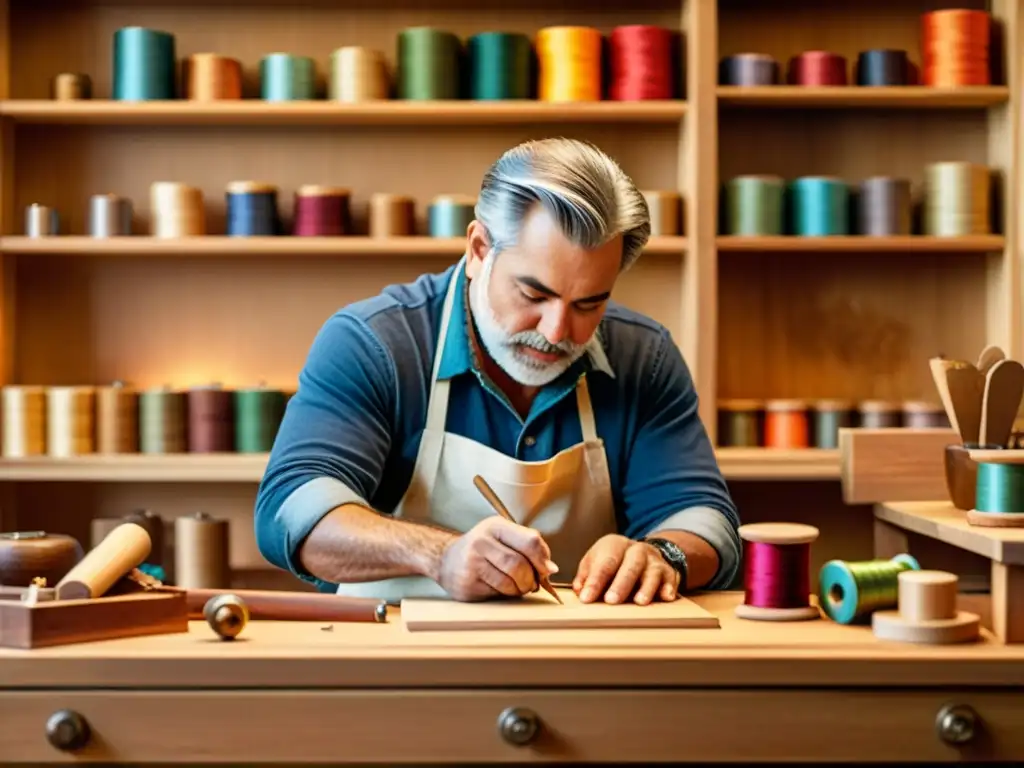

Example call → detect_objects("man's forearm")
297 503 458 584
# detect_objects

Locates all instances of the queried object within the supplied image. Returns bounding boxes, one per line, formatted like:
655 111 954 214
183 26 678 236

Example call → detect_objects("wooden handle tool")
939 361 986 445
472 475 563 605
54 522 151 600
979 359 1024 447
929 357 963 438
180 588 388 623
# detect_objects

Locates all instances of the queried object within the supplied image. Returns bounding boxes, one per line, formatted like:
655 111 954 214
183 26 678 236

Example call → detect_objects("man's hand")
573 534 679 605
437 517 558 602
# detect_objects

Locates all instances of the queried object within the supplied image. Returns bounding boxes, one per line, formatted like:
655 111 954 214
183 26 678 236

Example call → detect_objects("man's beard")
468 252 589 387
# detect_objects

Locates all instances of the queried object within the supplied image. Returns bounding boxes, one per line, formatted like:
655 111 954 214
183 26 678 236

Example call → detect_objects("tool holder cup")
945 444 1024 528
944 443 1002 511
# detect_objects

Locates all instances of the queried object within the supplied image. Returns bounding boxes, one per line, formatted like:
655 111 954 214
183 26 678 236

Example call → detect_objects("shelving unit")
0 0 1019 587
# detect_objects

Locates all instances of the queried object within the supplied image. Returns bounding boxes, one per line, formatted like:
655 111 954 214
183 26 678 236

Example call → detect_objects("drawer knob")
45 709 91 751
497 706 539 746
935 703 977 746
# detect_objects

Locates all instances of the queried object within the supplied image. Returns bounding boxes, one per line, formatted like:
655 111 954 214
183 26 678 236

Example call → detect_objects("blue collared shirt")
254 261 742 593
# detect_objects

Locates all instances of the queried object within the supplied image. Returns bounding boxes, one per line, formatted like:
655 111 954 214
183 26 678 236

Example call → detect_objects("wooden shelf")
0 100 688 126
875 502 1024 565
717 86 1010 108
0 236 688 256
716 236 1004 253
714 448 840 480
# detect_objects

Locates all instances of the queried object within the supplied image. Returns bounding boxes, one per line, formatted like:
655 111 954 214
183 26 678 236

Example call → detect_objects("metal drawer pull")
497 706 540 746
935 703 977 746
45 709 91 751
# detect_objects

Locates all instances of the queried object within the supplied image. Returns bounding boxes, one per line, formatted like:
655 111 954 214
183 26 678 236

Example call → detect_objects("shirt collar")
435 259 616 382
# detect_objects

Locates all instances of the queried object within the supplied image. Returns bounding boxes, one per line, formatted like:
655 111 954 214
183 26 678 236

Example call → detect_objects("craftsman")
254 138 741 605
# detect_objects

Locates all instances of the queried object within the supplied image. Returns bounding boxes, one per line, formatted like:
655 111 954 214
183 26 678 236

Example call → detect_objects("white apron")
335 258 618 603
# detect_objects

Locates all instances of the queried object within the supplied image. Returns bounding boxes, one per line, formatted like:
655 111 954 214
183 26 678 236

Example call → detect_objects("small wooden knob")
898 570 958 623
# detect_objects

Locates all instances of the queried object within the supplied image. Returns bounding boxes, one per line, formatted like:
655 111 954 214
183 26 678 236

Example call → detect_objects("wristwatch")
643 537 689 591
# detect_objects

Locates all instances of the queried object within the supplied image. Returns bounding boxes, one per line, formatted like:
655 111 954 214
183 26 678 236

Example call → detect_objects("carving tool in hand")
472 475 563 604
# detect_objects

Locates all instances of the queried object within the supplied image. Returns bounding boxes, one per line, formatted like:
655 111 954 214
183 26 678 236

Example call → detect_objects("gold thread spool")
329 47 389 101
923 161 991 237
50 73 92 100
369 193 416 237
174 511 231 589
139 386 187 454
536 26 603 102
2 386 47 457
183 53 243 100
96 383 139 453
642 190 682 235
46 386 95 458
150 182 205 237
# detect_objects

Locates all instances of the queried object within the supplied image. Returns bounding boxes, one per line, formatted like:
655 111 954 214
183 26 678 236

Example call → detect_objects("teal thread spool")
725 175 785 235
428 195 475 237
397 27 462 100
818 554 920 624
790 176 849 236
260 54 317 101
113 27 176 100
974 461 1024 513
468 32 533 100
234 386 287 453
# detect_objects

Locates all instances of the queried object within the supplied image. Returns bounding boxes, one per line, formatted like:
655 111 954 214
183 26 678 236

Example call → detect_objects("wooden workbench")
0 591 1021 764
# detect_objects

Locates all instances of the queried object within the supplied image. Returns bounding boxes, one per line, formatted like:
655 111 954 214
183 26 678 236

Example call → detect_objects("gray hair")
474 138 651 271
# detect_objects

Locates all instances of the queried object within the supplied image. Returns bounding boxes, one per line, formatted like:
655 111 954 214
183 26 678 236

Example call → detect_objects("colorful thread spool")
858 400 901 428
787 51 848 86
642 190 682 236
329 47 389 102
150 182 205 237
967 460 1024 527
818 554 920 625
226 182 280 236
187 385 235 453
183 53 243 100
139 387 187 454
428 195 475 237
235 385 287 453
46 386 95 458
2 386 46 457
921 10 991 87
736 522 821 622
855 49 910 86
923 161 991 237
790 177 849 236
536 26 602 102
293 186 351 236
811 399 854 449
718 53 779 86
96 383 139 454
89 194 133 237
397 27 462 100
857 177 912 236
717 399 763 447
467 32 532 100
51 73 92 100
902 400 950 429
113 27 176 100
260 54 317 101
369 193 416 237
764 399 808 448
608 25 675 101
725 176 784 235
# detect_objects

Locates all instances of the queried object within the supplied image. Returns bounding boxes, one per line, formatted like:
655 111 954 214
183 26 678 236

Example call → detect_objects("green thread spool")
428 195 475 237
717 399 762 447
235 386 287 453
468 32 532 100
811 400 854 449
260 54 317 101
113 27 176 101
975 461 1024 513
790 176 849 236
139 387 187 454
818 554 920 625
397 27 462 100
725 176 784 235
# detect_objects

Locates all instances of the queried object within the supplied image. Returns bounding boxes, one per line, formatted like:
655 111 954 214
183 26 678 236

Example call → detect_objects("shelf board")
0 235 688 256
715 448 840 480
717 85 1009 108
716 236 1004 253
0 99 688 126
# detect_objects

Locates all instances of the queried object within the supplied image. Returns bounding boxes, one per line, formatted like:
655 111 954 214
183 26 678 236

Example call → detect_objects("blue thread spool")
226 182 280 236
790 176 849 236
260 54 317 101
113 27 177 101
818 554 920 625
427 195 475 237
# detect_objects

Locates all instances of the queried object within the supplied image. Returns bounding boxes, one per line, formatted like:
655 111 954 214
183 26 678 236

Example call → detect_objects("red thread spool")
787 51 848 85
921 9 991 86
608 25 675 101
735 523 821 622
187 384 234 453
293 185 351 236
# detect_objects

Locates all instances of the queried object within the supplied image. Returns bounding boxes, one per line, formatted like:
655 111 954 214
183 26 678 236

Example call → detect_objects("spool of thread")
923 162 990 237
536 26 602 102
204 593 249 640
293 186 351 236
126 509 166 567
397 27 462 100
858 400 902 428
609 25 675 101
150 182 205 237
139 386 187 454
113 27 177 100
188 385 235 453
329 47 389 102
467 32 532 100
175 511 231 589
718 53 779 86
811 400 854 449
787 51 848 85
369 193 416 237
226 182 280 236
260 54 317 101
790 177 849 236
25 204 59 237
857 177 912 236
56 521 151 600
717 400 763 447
235 385 287 453
642 191 682 236
818 554 920 625
46 386 95 458
725 176 784 235
974 461 1024 513
89 194 133 237
183 53 243 100
96 382 139 453
2 386 46 457
428 195 475 238
855 49 910 86
902 400 950 428
0 531 84 588
921 10 991 87
872 570 980 644
736 522 821 621
51 73 92 100
764 399 808 448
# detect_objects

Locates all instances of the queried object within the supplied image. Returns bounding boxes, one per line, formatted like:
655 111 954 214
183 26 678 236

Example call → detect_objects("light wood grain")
716 236 1004 252
717 85 1010 108
839 427 957 504
874 502 1024 565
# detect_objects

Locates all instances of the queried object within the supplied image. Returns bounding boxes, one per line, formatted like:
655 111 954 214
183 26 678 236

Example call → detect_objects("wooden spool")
871 570 980 644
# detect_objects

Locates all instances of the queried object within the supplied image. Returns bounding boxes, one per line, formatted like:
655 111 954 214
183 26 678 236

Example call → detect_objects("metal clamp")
497 706 540 746
45 709 91 751
935 703 977 746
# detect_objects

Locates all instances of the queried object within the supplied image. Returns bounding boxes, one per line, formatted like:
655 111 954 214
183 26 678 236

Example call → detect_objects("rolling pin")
179 588 388 623
0 531 83 587
54 522 151 600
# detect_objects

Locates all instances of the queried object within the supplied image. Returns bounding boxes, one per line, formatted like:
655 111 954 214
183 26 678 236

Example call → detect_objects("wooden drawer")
0 689 1021 763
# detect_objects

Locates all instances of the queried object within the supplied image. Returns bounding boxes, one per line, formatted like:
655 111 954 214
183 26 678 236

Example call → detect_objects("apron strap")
423 257 464 432
575 375 599 443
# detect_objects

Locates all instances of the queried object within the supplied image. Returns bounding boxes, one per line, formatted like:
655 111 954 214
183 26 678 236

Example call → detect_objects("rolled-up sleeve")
620 330 742 590
254 311 396 580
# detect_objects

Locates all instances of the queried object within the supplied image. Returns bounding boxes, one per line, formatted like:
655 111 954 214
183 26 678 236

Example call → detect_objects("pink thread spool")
293 185 351 236
735 522 821 622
